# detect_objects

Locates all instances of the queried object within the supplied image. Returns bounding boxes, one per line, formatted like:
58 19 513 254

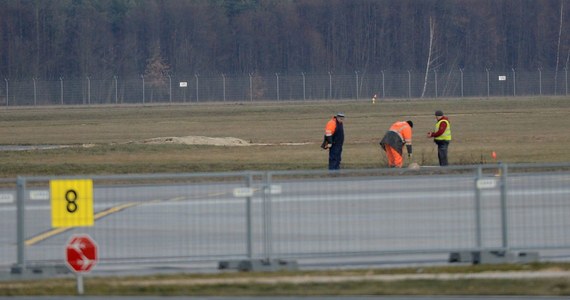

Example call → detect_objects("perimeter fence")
1 69 570 106
1 163 570 276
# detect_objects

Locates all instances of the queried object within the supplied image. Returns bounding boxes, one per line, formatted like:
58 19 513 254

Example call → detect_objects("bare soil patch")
136 136 311 146
139 136 252 146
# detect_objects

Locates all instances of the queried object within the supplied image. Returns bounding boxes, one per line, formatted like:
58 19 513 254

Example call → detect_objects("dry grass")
2 263 570 296
0 96 568 177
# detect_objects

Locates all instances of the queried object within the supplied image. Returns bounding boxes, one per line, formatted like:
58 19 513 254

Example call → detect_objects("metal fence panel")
0 179 17 267
14 173 258 270
267 170 479 258
4 164 570 275
504 166 570 250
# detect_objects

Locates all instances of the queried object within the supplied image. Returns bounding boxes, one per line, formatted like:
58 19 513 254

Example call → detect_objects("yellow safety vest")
434 119 451 141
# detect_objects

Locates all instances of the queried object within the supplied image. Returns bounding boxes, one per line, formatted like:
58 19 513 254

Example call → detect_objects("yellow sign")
50 179 94 227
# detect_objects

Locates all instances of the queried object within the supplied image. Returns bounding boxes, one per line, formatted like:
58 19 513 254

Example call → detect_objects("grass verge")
2 263 570 296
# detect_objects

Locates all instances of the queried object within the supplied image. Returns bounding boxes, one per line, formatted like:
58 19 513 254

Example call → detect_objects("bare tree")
421 17 440 98
144 48 170 102
555 0 564 94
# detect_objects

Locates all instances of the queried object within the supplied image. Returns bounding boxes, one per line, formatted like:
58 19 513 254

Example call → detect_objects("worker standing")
321 113 345 170
427 110 451 166
379 120 413 168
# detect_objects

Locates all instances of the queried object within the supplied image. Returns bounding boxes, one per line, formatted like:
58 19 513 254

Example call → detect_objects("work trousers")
328 145 343 170
385 144 403 168
435 140 450 166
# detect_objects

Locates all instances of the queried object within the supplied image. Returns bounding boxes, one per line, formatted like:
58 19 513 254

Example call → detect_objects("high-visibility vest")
325 117 337 136
389 121 412 144
434 119 452 141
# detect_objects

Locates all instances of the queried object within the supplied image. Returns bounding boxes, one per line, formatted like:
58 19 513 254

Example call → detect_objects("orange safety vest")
325 117 337 137
389 121 412 144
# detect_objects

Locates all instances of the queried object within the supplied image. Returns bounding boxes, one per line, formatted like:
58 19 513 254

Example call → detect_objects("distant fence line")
1 69 569 106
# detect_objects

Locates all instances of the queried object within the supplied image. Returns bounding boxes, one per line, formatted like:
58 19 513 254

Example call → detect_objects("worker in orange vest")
379 120 413 168
321 113 345 170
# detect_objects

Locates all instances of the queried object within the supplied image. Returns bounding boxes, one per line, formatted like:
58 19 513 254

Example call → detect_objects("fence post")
33 78 37 106
114 76 118 104
222 74 226 102
141 74 145 104
538 68 542 96
168 74 172 103
60 76 64 105
15 177 26 273
262 172 273 260
460 68 464 98
486 68 490 97
195 73 199 102
434 69 438 98
407 70 412 99
328 71 332 99
302 72 306 101
474 167 483 248
355 71 359 100
511 68 516 96
86 76 91 105
564 67 568 96
381 70 385 98
4 78 8 107
500 163 509 249
246 174 253 259
249 73 253 102
275 73 279 101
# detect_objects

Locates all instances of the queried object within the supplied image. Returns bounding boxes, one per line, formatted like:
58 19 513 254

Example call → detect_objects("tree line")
1 0 569 80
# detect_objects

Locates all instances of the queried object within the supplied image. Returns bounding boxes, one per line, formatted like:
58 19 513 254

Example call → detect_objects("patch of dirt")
137 136 311 147
140 136 252 146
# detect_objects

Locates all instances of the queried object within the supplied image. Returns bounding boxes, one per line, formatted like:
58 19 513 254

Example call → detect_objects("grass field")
0 96 569 178
2 263 570 296
1 97 569 295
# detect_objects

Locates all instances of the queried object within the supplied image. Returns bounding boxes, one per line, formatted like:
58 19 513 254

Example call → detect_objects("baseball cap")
336 113 345 118
435 110 444 116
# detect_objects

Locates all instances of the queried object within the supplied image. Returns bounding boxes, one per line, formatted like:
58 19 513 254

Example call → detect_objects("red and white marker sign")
65 234 98 273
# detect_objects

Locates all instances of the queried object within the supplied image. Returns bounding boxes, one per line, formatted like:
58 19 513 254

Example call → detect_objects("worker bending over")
379 120 413 168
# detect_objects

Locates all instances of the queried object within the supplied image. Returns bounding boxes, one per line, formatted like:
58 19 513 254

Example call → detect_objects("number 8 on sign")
50 179 94 227
66 190 78 213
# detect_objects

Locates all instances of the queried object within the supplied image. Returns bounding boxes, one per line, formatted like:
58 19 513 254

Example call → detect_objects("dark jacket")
331 120 344 147
379 131 403 154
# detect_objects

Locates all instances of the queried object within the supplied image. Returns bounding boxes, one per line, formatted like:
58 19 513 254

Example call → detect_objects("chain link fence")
1 69 569 106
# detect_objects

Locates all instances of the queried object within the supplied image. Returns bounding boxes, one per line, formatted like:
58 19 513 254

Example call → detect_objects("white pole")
77 274 84 295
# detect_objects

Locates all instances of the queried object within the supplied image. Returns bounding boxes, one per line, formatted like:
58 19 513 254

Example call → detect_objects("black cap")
406 120 414 128
435 110 444 116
